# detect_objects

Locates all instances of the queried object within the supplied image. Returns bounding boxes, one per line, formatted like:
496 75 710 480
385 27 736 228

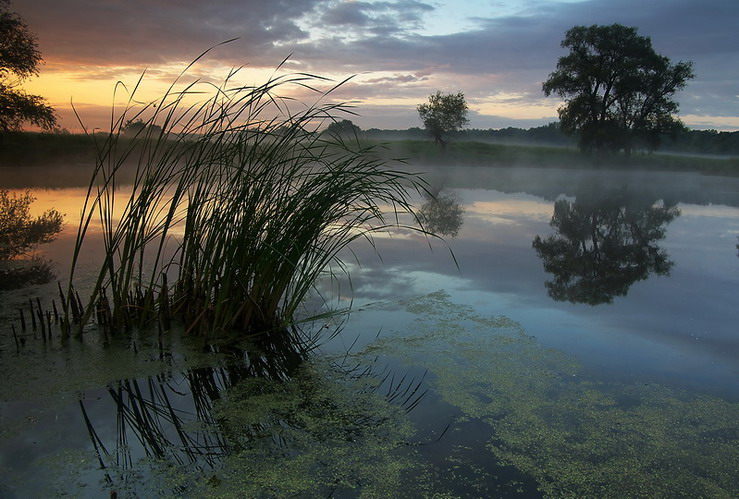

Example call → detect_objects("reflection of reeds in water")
66 50 427 336
79 373 230 493
78 335 301 491
78 331 428 496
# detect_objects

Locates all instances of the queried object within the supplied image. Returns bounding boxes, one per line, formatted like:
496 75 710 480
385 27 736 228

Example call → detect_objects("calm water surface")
1 164 738 496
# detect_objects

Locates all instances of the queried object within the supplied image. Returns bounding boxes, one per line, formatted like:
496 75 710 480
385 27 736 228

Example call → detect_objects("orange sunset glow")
8 0 739 132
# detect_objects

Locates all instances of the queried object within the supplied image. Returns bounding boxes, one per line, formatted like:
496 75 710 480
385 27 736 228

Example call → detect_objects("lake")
1 164 738 497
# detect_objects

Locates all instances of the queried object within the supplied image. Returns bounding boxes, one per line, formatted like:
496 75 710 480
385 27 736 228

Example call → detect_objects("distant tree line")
359 122 572 146
350 121 739 156
659 129 739 156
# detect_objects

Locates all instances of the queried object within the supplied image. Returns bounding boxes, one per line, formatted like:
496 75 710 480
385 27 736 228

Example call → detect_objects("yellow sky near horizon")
20 55 564 133
19 64 739 133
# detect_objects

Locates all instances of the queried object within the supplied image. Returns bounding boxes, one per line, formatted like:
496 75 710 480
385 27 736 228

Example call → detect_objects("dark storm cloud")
16 0 737 78
364 0 736 77
12 0 738 128
322 1 373 26
14 0 320 66
321 1 433 29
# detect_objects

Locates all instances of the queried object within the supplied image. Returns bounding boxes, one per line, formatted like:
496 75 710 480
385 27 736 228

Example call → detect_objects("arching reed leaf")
67 52 433 336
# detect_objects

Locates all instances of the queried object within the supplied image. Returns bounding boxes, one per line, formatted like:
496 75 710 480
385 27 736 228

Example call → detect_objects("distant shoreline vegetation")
360 125 739 158
0 126 737 178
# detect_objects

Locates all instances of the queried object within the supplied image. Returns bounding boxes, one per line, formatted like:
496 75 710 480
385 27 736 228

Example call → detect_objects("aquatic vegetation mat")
0 319 429 497
358 291 739 497
196 359 419 497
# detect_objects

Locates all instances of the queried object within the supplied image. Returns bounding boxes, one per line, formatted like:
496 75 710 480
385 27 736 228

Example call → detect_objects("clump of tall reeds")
66 52 427 336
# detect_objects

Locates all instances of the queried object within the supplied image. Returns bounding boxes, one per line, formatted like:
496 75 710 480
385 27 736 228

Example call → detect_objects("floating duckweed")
0 326 275 448
361 291 739 497
182 358 421 497
4 290 738 497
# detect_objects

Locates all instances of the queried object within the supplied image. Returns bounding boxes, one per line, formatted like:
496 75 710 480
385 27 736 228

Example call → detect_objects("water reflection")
0 189 63 291
78 329 426 496
533 185 680 305
0 257 56 291
419 187 464 237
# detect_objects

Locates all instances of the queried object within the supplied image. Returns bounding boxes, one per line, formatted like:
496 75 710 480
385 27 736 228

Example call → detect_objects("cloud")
319 0 433 35
363 73 428 85
13 0 739 130
16 0 319 67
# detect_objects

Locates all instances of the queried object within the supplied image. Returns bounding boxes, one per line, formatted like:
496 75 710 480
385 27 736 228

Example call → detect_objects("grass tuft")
66 55 428 336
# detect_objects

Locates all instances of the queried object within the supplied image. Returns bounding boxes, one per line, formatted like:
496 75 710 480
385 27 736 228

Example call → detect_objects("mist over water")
322 163 739 394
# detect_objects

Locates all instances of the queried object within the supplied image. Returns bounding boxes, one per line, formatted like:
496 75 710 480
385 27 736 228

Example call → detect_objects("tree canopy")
543 24 694 155
122 118 162 137
417 91 469 148
0 0 57 132
325 119 361 136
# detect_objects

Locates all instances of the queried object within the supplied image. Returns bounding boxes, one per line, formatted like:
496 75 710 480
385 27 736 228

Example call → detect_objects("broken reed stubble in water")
65 55 429 337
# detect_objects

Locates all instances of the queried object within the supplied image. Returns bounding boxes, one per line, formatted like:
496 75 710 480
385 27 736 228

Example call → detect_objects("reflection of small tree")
0 189 63 290
532 187 679 305
419 188 464 237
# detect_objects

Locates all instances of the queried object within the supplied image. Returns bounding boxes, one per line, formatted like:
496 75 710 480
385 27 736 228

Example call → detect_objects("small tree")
0 0 57 133
543 24 694 155
122 118 162 137
325 119 361 137
417 91 469 149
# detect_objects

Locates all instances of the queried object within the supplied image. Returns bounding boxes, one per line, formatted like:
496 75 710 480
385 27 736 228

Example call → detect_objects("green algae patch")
361 291 739 498
169 358 422 498
0 325 256 440
2 345 426 497
4 290 739 497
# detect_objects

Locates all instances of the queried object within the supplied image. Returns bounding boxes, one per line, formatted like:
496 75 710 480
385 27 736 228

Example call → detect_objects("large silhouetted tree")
533 186 679 305
417 91 469 149
543 24 694 155
0 0 57 133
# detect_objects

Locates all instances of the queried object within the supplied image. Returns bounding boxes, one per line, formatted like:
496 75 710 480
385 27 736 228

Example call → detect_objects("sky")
11 0 739 132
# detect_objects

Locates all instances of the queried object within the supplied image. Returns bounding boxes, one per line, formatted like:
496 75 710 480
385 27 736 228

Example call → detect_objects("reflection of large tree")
533 187 679 305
